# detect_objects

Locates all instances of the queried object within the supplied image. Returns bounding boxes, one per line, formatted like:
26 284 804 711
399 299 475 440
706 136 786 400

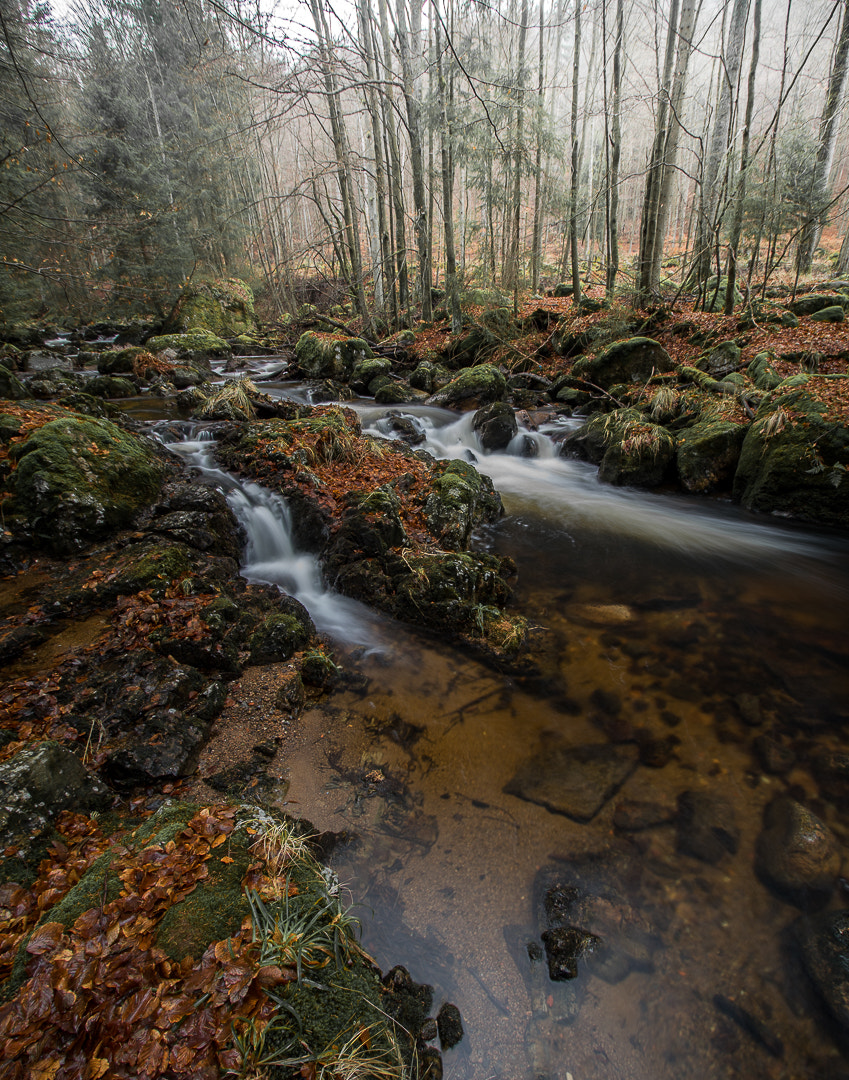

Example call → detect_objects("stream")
164 381 849 1080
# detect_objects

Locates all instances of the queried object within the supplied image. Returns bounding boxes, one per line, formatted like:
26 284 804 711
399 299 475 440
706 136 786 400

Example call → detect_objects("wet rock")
505 742 639 822
0 741 110 852
383 414 426 445
0 366 27 399
541 926 601 980
794 909 849 1032
104 709 210 785
733 376 849 528
424 459 502 549
8 415 167 554
571 337 672 389
753 734 795 775
350 356 391 394
85 375 137 398
249 601 314 664
636 730 680 768
295 331 373 380
813 751 849 801
735 692 763 726
97 346 146 375
676 419 747 493
274 669 306 714
427 362 507 409
374 380 428 406
676 790 739 863
472 401 518 451
755 798 841 903
436 1002 464 1049
331 485 408 559
713 994 784 1058
613 798 676 832
0 623 47 664
145 329 230 362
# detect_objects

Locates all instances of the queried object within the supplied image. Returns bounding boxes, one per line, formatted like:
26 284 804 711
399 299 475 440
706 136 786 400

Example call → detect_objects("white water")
356 404 843 566
161 425 381 647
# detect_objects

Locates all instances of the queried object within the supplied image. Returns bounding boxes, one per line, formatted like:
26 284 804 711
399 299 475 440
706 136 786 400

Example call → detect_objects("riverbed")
164 375 849 1080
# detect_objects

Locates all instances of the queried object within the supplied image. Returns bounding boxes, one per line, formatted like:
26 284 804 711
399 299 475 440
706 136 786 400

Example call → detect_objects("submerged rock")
676 790 739 864
505 742 639 822
755 798 840 904
795 909 849 1033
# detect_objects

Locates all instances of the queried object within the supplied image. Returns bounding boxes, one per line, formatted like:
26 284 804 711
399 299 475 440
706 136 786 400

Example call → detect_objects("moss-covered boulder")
295 331 374 380
97 345 147 375
748 350 783 391
145 329 230 362
25 368 83 400
373 380 428 405
85 375 137 398
699 340 741 377
811 305 845 323
249 598 315 663
789 293 848 317
676 418 748 493
597 420 675 487
428 363 507 410
473 401 518 451
8 415 167 553
461 287 511 308
703 277 742 311
572 337 672 390
409 359 451 393
425 458 503 548
733 375 849 526
440 324 500 368
350 356 391 394
163 278 257 337
0 365 27 399
562 407 643 464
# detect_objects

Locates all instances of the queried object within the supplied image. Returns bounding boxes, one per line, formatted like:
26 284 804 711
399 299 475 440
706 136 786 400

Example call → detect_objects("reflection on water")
267 400 849 1080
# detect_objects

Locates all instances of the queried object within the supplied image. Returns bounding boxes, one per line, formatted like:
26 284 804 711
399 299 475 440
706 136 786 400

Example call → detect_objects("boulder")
755 798 841 903
472 401 518 451
8 415 167 553
85 375 137 398
794 910 849 1032
733 375 849 527
701 340 741 377
295 331 374 380
249 600 315 663
427 363 507 409
810 305 845 323
504 742 640 822
0 365 27 399
676 419 747 493
0 741 109 853
424 458 502 549
597 420 675 488
789 293 848 317
350 356 391 394
97 346 147 375
747 351 783 391
162 277 257 337
571 337 672 389
373 381 428 405
703 277 742 311
145 329 230 362
676 790 739 864
439 325 500 368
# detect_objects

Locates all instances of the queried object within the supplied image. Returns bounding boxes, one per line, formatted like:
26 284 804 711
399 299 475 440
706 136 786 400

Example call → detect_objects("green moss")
250 613 312 664
113 543 194 596
295 332 374 380
8 415 166 553
146 329 230 357
165 278 257 337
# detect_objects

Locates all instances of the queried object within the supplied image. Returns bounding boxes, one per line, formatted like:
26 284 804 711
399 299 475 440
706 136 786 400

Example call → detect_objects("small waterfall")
160 423 380 647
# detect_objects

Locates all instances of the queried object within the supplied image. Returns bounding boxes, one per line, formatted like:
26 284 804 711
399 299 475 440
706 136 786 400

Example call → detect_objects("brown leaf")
26 922 64 956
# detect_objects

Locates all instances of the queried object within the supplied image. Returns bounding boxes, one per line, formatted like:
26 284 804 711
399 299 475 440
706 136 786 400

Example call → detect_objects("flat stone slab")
504 742 639 822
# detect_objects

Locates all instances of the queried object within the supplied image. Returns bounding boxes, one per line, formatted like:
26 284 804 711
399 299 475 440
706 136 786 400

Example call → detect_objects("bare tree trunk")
505 0 529 300
694 0 749 289
605 0 624 299
797 0 849 274
435 12 461 333
531 0 547 294
396 0 432 319
376 0 410 317
725 0 761 313
569 0 582 304
309 0 370 330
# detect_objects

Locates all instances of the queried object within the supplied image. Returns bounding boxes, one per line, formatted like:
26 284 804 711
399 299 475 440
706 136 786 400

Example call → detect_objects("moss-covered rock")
0 365 27 399
703 276 742 311
699 340 741 376
425 459 503 548
85 375 137 398
8 415 167 553
25 368 83 400
597 420 675 487
97 346 147 375
409 359 451 393
295 332 374 380
428 363 507 409
249 600 315 663
373 380 428 405
162 278 257 337
440 325 500 368
748 350 783 391
349 356 391 394
145 329 230 361
810 305 845 323
473 401 518 451
572 337 672 390
676 418 748 493
789 293 848 317
733 376 849 526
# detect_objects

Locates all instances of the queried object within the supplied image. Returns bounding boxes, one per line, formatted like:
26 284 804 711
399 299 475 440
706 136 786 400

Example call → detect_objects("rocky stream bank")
0 277 848 1078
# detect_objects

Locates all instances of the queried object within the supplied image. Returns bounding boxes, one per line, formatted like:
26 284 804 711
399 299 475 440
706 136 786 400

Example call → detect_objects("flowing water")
164 391 849 1080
